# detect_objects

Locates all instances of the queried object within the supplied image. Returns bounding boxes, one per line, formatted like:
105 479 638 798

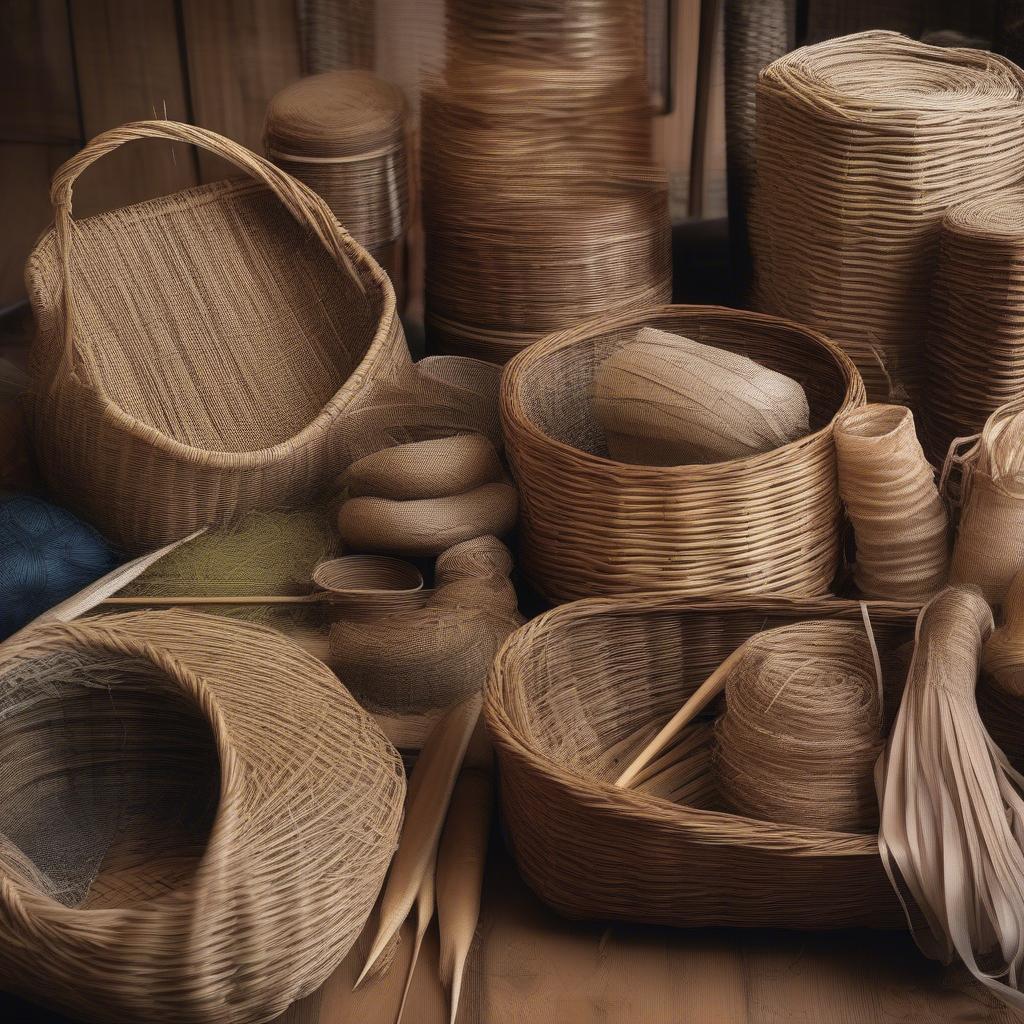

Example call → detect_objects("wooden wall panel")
68 0 199 217
180 0 302 181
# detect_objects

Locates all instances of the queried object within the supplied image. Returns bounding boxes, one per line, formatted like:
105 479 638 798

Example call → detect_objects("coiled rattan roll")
750 31 1024 401
265 70 409 299
422 0 671 363
835 404 949 601
924 194 1024 463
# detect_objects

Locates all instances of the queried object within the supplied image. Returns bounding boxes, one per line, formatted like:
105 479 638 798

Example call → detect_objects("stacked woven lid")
265 69 409 298
924 195 1024 464
750 31 1024 401
421 0 671 363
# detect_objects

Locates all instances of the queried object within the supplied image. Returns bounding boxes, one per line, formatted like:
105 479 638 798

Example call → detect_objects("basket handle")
48 120 363 382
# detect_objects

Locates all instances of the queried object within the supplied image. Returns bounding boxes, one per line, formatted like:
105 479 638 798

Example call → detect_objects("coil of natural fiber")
835 404 949 602
949 398 1024 604
421 0 671 363
0 610 405 1024
502 304 862 602
714 621 882 832
592 326 809 466
923 194 1024 463
329 535 522 713
313 555 426 621
750 31 1024 400
878 586 1024 1011
265 70 409 301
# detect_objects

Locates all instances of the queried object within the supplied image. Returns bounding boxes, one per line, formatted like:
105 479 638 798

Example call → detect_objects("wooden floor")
5 842 1020 1024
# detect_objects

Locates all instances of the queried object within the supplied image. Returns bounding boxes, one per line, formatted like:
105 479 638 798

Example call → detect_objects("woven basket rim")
485 592 919 858
500 303 865 475
27 176 399 470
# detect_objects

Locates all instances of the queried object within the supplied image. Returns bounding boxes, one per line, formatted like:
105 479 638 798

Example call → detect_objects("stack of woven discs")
265 69 409 305
750 31 1024 401
923 194 1024 464
421 0 671 363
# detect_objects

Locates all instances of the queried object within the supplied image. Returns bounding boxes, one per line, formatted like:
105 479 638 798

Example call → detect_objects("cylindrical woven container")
923 194 1024 463
0 610 405 1023
502 305 863 602
27 121 414 552
421 0 671 363
265 70 409 303
485 593 918 930
750 31 1024 401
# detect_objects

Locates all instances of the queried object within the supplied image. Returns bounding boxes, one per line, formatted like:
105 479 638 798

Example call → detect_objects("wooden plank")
68 0 198 218
180 0 302 181
0 0 79 143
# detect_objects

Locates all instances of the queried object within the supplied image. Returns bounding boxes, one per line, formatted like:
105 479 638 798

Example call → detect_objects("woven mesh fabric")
0 610 404 1024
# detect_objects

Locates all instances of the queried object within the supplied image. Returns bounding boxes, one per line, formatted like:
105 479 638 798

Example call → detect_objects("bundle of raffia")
337 432 517 556
0 610 404 1023
835 404 949 601
878 586 1024 1011
421 0 671 363
923 194 1024 463
591 326 809 465
750 31 1024 400
948 397 1024 604
265 70 409 304
328 535 522 714
714 621 883 832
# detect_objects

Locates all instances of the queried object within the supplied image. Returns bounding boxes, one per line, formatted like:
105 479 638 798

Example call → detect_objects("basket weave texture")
0 610 405 1024
750 31 1024 400
27 121 413 551
485 594 918 930
501 304 863 602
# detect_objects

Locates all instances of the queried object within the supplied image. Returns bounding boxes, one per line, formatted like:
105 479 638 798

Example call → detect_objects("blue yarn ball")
0 495 120 639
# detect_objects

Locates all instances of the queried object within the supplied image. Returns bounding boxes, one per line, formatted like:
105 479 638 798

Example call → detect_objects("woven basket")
0 610 404 1023
485 594 918 930
27 121 412 551
750 31 1024 401
501 305 863 602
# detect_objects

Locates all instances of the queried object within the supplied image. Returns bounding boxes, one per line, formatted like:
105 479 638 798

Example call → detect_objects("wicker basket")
27 121 413 551
485 594 918 930
0 610 405 1024
501 305 863 602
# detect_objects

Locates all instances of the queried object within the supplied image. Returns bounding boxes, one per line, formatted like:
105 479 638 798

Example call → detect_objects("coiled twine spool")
924 194 1024 464
265 70 409 302
714 621 883 832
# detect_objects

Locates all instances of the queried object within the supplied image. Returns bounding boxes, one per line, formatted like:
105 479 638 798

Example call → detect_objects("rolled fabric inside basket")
591 327 810 465
949 399 1024 604
835 404 949 601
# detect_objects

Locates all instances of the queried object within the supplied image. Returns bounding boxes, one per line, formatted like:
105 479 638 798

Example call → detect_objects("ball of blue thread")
0 494 119 639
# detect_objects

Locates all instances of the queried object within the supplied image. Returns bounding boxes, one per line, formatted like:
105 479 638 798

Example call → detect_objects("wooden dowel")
99 593 325 607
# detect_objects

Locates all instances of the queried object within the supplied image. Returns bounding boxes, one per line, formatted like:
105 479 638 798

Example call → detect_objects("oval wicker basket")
27 121 413 551
485 593 918 930
501 305 864 602
0 610 405 1024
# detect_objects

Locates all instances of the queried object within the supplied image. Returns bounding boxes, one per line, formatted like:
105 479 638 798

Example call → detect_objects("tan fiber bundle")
923 194 1024 463
422 0 671 363
949 398 1024 604
714 622 882 832
878 587 1024 1011
27 120 412 551
329 535 522 713
265 70 409 301
750 31 1024 400
337 432 517 556
835 404 949 601
0 610 405 1024
502 304 862 602
592 326 809 466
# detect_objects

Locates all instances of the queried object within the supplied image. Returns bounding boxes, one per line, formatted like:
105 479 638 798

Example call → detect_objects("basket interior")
36 179 386 453
503 605 914 799
0 647 220 909
514 311 850 457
